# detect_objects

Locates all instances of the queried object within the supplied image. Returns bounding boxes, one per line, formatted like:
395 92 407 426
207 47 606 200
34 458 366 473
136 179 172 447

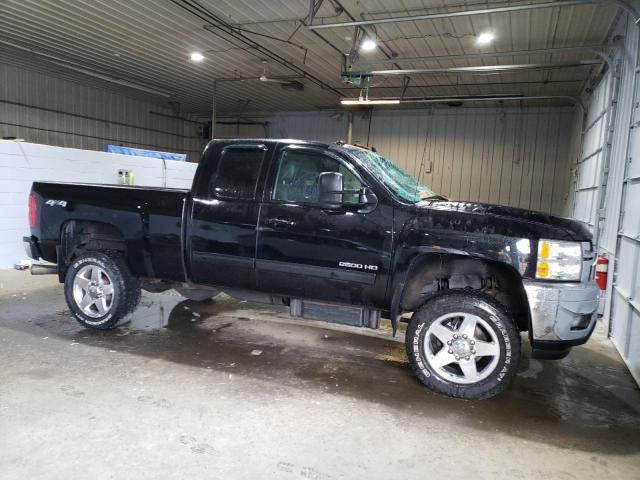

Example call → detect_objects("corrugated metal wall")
270 112 350 144
266 107 575 214
604 13 640 385
3 60 576 215
215 121 269 139
571 71 613 232
571 12 640 384
0 63 207 162
565 103 585 216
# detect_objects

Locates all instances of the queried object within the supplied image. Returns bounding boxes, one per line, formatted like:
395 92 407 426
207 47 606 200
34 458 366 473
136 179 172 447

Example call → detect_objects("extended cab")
24 139 600 399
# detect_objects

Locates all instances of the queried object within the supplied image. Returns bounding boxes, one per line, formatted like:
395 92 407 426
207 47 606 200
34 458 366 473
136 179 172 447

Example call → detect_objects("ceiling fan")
258 61 304 91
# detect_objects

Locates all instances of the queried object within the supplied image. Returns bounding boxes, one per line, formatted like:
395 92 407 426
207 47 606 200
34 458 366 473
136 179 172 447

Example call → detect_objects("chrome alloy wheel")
72 265 115 319
424 312 500 384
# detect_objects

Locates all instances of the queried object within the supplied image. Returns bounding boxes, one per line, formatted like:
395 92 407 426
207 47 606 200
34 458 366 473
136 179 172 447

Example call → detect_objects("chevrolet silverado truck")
24 139 600 399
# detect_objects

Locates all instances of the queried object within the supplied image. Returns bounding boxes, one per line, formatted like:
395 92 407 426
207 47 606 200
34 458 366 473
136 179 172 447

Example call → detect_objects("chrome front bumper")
523 280 600 345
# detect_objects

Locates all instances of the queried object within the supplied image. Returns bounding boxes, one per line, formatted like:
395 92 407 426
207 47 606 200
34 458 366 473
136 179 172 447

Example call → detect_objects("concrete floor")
1 270 639 480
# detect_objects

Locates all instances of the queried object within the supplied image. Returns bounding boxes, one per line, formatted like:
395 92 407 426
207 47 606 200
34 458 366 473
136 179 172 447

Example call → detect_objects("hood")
415 200 591 241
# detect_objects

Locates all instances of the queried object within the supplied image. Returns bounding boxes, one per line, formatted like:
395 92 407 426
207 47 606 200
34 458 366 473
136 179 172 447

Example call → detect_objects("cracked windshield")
347 147 437 202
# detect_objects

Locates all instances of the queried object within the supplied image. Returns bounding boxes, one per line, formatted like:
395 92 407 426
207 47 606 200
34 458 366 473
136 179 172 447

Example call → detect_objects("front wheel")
406 290 521 400
64 251 141 330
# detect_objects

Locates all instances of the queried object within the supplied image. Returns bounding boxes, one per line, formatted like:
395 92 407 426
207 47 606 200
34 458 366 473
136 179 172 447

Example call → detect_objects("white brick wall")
0 140 197 268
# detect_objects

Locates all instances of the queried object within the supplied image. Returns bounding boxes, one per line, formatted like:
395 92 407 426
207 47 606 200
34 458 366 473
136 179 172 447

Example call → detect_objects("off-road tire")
64 251 141 330
406 290 521 400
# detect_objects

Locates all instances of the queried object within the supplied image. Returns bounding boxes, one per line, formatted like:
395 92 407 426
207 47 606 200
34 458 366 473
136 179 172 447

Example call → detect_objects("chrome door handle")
265 217 294 227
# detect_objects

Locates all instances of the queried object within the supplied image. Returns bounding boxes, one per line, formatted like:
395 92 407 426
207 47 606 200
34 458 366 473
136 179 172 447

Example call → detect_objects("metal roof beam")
391 95 578 104
352 45 605 66
344 60 602 78
337 79 585 90
308 0 639 29
171 0 344 96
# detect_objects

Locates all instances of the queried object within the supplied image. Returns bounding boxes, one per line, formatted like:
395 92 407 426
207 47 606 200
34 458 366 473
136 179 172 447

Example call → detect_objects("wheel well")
400 254 530 332
58 220 126 280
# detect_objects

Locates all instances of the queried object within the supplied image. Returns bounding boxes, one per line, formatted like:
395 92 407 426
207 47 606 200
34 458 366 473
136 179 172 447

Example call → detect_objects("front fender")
394 217 536 281
388 219 534 334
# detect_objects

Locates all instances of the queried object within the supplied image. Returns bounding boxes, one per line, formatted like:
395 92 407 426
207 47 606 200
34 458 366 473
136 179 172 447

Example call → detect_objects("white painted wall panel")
570 12 640 385
600 30 639 255
616 238 640 306
629 126 640 181
571 71 612 232
610 288 640 382
0 140 197 268
602 17 639 383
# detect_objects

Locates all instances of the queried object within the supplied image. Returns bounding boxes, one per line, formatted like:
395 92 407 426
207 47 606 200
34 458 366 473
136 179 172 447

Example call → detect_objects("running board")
289 298 380 329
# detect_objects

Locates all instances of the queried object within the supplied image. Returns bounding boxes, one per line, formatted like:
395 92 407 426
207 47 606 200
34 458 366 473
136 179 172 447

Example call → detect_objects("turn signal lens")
539 241 550 259
536 262 550 278
536 239 582 281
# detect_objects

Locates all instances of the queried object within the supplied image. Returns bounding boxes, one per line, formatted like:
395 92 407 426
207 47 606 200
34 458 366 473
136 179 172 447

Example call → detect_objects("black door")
189 144 269 289
256 145 393 307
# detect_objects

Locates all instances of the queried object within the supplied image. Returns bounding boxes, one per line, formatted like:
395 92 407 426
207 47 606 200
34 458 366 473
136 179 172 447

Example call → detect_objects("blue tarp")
105 145 186 161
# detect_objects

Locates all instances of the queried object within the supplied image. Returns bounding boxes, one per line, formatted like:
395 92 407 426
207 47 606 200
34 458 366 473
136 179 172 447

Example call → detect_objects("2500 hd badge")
338 261 378 271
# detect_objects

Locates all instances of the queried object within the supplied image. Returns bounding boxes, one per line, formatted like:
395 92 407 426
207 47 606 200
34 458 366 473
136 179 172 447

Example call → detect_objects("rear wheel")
64 251 141 329
406 290 520 400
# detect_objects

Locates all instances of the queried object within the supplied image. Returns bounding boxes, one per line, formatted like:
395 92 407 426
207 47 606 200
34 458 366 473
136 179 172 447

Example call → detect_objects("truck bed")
31 181 189 281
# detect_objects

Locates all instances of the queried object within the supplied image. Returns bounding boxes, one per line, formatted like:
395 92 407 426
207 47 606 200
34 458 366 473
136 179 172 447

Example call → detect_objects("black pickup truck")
25 139 600 399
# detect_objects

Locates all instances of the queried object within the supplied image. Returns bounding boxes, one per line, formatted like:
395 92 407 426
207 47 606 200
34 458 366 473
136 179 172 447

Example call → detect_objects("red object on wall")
595 255 608 290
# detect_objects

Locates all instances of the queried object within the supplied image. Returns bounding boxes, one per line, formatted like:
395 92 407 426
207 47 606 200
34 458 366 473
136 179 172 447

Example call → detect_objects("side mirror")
318 171 343 209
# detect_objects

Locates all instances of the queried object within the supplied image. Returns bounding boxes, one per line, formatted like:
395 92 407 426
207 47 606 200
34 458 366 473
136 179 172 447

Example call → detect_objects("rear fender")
58 220 126 281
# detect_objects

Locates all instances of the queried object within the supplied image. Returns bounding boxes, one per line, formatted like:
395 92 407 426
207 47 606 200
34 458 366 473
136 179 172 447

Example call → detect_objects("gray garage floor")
1 270 639 480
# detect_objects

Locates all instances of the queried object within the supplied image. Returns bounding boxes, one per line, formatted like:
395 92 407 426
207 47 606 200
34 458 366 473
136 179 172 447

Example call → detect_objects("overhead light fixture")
476 32 495 45
341 96 400 106
360 38 377 52
190 51 205 62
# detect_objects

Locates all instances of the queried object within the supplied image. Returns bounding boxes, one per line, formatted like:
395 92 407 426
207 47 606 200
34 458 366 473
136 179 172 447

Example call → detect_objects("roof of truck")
209 138 328 147
207 138 371 155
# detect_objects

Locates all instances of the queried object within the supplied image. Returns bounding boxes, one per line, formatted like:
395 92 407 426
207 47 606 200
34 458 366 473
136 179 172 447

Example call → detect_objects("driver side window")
272 150 361 204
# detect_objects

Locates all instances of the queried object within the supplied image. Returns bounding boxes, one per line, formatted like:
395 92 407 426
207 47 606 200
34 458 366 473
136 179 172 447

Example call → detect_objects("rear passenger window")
213 148 264 200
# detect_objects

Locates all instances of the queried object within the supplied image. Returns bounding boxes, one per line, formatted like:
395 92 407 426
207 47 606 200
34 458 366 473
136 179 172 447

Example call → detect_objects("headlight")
536 239 582 281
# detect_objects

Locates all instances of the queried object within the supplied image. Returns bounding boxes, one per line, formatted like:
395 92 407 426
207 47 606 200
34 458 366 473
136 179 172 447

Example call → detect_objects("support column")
211 81 217 139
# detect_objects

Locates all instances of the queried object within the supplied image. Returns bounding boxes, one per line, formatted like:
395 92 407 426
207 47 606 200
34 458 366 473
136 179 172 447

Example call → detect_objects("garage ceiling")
0 0 625 115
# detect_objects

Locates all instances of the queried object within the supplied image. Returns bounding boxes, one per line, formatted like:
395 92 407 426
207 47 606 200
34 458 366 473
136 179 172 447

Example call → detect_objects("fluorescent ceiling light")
341 98 400 106
360 39 377 52
476 32 495 45
190 51 205 62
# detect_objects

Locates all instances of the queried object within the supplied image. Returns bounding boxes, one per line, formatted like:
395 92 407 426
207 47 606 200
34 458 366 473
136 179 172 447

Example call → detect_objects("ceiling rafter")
0 0 625 113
